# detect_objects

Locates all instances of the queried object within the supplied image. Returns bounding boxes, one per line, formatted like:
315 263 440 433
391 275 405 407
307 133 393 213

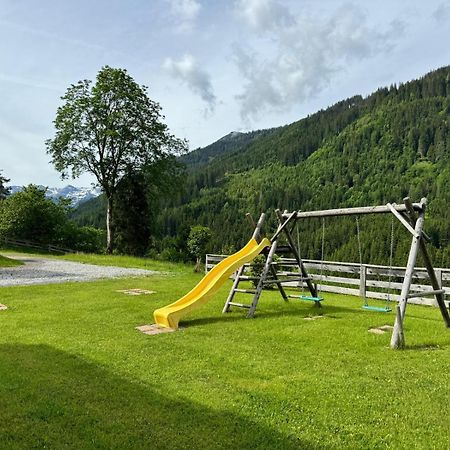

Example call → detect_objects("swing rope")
356 216 393 312
387 215 395 305
320 217 325 295
296 224 305 295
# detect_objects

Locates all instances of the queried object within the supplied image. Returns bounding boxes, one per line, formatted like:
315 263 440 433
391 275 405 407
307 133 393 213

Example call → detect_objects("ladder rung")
278 272 310 279
234 289 256 294
228 302 251 309
264 278 304 284
407 289 445 299
238 275 260 280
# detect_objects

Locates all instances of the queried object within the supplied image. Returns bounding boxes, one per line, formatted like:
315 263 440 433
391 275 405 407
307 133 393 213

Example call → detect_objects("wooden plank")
248 240 278 317
283 203 423 219
275 209 318 298
407 289 446 298
404 197 450 327
387 202 419 238
391 198 426 349
270 210 297 242
228 302 251 309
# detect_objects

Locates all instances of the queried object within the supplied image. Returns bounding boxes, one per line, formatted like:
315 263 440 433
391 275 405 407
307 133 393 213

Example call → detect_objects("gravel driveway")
0 255 157 287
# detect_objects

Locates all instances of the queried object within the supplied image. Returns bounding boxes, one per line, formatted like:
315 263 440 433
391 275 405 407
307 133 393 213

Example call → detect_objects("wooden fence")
2 238 76 254
205 254 450 308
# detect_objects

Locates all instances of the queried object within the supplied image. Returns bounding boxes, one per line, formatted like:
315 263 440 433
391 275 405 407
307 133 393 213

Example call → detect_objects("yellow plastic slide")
153 237 271 329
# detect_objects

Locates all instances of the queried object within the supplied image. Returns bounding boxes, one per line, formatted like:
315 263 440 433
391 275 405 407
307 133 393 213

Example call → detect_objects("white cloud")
163 54 216 115
235 0 294 32
233 1 405 120
432 2 450 23
166 0 201 32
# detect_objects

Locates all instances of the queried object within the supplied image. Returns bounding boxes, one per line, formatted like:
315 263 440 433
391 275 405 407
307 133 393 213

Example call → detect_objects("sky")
0 0 449 187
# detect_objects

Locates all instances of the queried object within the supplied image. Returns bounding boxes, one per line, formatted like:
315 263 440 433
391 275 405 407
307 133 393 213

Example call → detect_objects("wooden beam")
391 200 426 349
407 289 446 299
403 197 450 327
275 209 318 298
283 203 423 219
387 203 419 238
270 210 297 242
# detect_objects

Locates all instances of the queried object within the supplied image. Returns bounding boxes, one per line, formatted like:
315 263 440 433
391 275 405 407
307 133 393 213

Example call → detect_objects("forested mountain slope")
72 66 450 266
159 66 450 266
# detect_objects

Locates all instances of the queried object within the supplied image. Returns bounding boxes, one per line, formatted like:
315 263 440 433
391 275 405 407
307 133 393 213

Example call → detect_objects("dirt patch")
304 315 325 321
368 324 394 335
136 324 178 335
117 289 156 296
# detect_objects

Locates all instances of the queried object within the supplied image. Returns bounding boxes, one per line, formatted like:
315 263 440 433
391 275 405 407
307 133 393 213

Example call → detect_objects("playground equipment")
153 197 449 349
153 216 271 329
227 197 448 349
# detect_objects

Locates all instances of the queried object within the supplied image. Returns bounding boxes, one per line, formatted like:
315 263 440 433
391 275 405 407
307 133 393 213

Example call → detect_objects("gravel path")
0 256 158 287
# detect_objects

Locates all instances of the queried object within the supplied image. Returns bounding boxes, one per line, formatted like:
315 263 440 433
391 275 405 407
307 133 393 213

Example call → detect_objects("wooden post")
223 213 266 313
248 239 279 317
390 200 426 349
275 209 318 298
359 264 367 299
403 198 450 327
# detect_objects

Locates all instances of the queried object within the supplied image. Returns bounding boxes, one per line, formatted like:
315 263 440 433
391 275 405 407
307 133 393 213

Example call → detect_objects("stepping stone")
117 289 156 296
368 324 394 334
136 324 177 335
0 304 7 311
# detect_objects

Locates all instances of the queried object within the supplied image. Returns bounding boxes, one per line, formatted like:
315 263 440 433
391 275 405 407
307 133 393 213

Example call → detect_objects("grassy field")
0 252 449 449
0 254 23 267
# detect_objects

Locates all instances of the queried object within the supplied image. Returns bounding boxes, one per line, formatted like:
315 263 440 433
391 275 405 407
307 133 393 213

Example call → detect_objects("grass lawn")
0 253 23 267
0 252 449 449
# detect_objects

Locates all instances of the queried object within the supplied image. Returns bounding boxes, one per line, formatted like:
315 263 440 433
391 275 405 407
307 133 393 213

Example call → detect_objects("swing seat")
298 295 324 303
362 305 392 313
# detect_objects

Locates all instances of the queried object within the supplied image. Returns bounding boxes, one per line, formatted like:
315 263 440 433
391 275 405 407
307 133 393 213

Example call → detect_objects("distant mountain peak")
9 185 101 206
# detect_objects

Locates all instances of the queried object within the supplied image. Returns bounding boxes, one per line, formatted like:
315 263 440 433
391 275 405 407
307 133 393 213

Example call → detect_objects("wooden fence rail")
2 238 76 254
205 254 450 308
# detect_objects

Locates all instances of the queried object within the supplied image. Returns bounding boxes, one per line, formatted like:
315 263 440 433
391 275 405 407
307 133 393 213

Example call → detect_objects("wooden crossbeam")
283 203 423 219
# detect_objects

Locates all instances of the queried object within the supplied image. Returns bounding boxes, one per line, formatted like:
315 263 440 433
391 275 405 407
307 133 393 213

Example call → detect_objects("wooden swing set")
222 197 450 349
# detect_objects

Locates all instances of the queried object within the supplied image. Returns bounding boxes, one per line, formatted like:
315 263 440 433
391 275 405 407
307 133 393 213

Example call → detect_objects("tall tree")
46 66 186 253
0 171 10 200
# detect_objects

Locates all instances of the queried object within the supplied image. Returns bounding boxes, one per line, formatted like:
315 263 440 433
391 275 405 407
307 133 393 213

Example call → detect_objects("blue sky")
1 0 449 187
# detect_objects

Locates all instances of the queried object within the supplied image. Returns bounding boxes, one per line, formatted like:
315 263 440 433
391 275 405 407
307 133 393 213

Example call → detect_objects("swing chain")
387 215 395 303
319 218 325 294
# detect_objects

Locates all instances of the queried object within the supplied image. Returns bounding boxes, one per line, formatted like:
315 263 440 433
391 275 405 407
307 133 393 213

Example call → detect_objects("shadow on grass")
185 303 359 328
0 344 322 449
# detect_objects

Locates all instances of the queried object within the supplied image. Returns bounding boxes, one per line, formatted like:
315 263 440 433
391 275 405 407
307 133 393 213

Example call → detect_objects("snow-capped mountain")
9 185 102 206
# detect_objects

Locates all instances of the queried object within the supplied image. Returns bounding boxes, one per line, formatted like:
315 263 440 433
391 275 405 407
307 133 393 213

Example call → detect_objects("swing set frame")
223 197 450 349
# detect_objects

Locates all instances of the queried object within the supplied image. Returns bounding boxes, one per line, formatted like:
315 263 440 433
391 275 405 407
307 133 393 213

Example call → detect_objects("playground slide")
153 237 271 329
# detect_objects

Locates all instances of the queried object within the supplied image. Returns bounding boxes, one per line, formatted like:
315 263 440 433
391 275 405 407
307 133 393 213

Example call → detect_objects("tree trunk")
106 196 114 254
195 256 201 273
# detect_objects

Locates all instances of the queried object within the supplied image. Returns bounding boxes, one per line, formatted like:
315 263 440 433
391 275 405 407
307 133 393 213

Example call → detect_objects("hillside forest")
69 66 450 267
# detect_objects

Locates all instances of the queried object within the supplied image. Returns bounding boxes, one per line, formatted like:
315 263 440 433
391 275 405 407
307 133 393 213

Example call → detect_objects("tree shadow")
0 344 322 449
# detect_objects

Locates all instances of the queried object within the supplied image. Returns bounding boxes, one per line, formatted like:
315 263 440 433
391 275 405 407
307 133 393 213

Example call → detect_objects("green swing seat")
362 304 392 313
293 295 324 303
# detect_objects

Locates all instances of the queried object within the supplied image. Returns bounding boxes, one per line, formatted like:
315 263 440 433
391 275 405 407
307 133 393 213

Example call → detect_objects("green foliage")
46 65 187 252
187 225 212 271
158 66 450 267
0 254 23 267
0 185 105 253
0 170 10 200
0 185 70 244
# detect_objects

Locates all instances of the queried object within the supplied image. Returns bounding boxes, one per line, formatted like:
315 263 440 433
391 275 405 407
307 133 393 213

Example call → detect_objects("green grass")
1 253 449 449
0 253 23 267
